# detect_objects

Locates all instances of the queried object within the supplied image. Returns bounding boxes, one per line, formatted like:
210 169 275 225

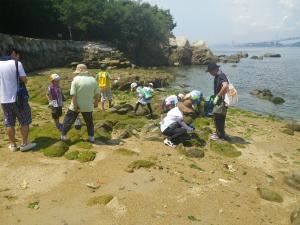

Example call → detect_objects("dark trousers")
62 110 94 137
135 102 153 116
213 111 227 138
163 127 187 142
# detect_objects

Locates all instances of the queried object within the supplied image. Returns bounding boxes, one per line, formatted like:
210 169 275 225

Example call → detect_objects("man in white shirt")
0 48 36 152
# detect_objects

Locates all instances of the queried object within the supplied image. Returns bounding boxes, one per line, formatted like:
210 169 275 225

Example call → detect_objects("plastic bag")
224 83 238 107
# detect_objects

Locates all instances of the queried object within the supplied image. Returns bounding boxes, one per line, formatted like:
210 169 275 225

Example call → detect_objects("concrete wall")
0 33 130 71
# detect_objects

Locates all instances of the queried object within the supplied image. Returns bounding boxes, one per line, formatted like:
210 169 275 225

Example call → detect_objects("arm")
72 95 79 111
94 82 101 108
217 81 229 97
178 120 194 132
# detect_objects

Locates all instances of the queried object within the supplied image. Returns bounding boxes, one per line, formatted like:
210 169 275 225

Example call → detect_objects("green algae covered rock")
86 194 114 206
284 172 300 191
43 141 69 157
291 207 300 225
128 160 156 170
176 144 205 158
282 129 295 136
64 151 80 160
77 151 97 162
75 141 93 150
257 188 283 203
116 148 139 156
210 141 241 157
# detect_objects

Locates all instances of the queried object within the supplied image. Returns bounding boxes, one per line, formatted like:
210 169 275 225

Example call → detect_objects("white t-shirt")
160 107 183 132
0 60 26 103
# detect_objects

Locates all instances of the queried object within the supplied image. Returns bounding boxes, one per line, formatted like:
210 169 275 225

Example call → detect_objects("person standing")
47 73 65 130
206 62 229 140
95 64 118 111
0 48 36 151
61 64 100 143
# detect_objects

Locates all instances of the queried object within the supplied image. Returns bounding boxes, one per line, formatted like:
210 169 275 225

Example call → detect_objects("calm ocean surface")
171 47 300 122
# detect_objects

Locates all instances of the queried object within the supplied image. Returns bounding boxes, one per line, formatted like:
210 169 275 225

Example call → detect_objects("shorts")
51 106 63 120
1 102 32 127
101 89 113 102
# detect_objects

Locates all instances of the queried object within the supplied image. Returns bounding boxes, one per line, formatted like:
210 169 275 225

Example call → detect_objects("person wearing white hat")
131 82 154 118
47 73 65 130
60 64 100 143
160 93 184 121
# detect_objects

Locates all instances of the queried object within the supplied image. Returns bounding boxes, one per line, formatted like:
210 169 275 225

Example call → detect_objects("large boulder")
169 37 192 65
192 43 217 65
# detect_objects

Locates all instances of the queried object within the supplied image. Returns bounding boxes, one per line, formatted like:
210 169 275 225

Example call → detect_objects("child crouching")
131 82 154 118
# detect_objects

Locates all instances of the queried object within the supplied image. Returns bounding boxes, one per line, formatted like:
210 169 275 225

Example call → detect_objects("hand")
213 95 220 105
48 102 52 108
187 126 194 132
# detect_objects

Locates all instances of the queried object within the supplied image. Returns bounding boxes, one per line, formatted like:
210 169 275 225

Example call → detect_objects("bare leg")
101 101 105 111
20 125 29 145
6 127 16 144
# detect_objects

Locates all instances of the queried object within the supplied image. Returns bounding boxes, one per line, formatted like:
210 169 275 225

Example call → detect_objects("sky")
144 0 300 45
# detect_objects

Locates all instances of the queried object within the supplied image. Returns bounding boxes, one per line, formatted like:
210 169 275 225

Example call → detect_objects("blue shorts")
1 102 32 127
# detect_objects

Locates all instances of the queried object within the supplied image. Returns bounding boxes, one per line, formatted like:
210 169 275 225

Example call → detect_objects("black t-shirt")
214 71 229 96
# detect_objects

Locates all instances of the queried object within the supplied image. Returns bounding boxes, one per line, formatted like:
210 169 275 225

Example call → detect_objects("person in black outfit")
206 62 229 140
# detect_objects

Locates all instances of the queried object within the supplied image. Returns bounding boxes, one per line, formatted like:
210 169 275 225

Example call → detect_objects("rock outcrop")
169 37 192 66
250 89 285 105
168 37 217 66
192 40 217 65
264 53 281 58
0 33 131 71
218 52 248 64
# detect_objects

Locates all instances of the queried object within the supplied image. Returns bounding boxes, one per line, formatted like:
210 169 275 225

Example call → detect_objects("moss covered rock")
75 141 93 150
77 151 97 162
128 160 156 170
284 172 300 191
291 207 300 225
86 194 114 206
285 124 300 132
210 141 241 157
257 188 283 203
64 151 80 160
116 148 139 156
282 129 295 136
43 141 69 157
177 144 205 158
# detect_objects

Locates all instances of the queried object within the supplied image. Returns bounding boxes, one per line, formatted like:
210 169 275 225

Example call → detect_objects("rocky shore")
0 67 299 225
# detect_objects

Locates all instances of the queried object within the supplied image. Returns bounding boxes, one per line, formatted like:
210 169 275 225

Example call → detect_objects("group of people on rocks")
0 47 229 152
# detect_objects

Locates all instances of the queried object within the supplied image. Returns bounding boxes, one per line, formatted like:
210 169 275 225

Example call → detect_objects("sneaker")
164 139 176 148
88 136 95 143
8 144 18 152
20 143 36 152
60 135 67 141
210 133 220 141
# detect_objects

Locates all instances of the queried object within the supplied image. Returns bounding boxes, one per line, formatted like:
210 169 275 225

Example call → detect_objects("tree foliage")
0 0 176 66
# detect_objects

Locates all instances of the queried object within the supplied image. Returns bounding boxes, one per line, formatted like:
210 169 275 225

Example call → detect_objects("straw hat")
74 64 88 74
178 99 194 114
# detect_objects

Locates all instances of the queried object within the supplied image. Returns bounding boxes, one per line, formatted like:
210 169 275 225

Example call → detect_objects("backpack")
141 87 153 100
98 72 109 89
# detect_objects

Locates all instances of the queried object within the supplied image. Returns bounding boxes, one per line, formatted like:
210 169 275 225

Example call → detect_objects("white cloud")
278 0 296 10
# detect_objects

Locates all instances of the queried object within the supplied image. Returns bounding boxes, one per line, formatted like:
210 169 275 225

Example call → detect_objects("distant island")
237 36 300 47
